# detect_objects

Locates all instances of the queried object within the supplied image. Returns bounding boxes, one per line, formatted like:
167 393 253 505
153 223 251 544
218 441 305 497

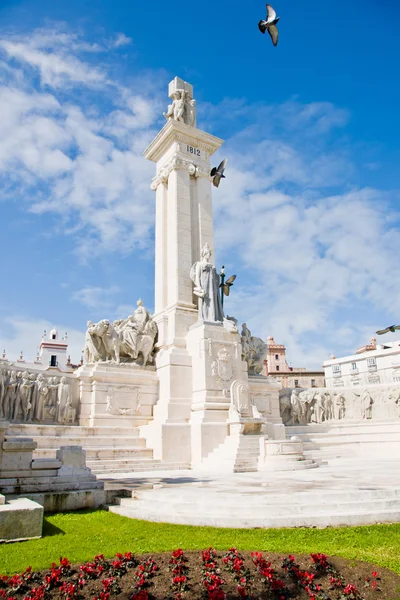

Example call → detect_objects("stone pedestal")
77 363 158 427
248 375 285 440
186 321 246 468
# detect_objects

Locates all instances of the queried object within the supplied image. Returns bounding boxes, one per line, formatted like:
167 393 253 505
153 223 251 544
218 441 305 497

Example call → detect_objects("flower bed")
0 549 398 599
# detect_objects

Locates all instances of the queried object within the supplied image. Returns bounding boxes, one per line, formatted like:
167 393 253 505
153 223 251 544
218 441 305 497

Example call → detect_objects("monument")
74 76 286 470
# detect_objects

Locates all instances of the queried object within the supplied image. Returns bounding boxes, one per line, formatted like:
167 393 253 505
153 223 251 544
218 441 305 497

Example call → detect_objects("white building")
323 337 400 389
0 328 75 373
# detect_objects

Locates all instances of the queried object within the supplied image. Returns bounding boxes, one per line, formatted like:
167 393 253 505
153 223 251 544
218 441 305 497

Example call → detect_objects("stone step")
108 503 400 528
115 494 400 517
31 436 147 449
34 447 153 460
8 424 141 437
93 462 190 475
131 485 400 504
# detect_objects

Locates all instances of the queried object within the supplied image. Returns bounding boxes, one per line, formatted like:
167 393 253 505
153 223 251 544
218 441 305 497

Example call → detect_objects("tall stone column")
141 77 224 464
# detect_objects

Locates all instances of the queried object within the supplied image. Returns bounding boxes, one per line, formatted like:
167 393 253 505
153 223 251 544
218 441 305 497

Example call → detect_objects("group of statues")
280 387 400 425
0 367 76 424
83 299 158 366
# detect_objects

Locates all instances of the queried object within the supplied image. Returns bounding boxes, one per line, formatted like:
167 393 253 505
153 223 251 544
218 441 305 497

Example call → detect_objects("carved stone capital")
151 157 210 190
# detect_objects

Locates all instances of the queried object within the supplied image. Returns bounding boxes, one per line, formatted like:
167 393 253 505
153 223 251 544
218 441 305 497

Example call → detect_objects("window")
294 379 299 387
275 354 279 360
276 366 280 371
367 357 376 367
50 355 57 367
351 362 357 370
332 365 341 373
311 379 316 387
52 334 56 340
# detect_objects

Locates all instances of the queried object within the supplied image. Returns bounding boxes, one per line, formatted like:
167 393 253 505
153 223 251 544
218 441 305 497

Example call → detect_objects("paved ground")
102 458 400 528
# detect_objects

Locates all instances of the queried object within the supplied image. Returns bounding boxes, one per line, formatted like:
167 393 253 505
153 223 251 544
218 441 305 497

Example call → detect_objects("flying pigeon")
258 4 280 46
376 325 400 335
220 274 237 297
210 159 228 188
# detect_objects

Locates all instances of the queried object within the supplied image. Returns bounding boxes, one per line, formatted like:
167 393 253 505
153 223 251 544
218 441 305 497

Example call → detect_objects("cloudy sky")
0 0 399 368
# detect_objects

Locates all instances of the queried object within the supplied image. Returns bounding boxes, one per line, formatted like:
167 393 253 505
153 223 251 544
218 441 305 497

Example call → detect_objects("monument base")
77 363 158 428
186 321 245 468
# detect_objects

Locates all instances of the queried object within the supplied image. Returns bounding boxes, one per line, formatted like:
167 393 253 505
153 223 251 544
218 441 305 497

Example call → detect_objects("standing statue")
15 371 34 422
290 389 302 425
35 374 50 422
361 390 373 419
240 323 268 375
56 377 71 424
312 392 325 424
334 392 346 420
190 243 224 323
0 368 8 419
3 371 18 420
324 392 334 421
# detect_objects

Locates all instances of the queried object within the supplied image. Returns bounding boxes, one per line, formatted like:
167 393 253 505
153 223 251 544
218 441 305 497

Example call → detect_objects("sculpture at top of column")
240 323 268 375
82 299 158 366
190 243 224 323
163 77 196 128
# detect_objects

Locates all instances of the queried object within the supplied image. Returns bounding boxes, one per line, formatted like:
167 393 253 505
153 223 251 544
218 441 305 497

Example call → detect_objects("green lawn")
1 509 400 575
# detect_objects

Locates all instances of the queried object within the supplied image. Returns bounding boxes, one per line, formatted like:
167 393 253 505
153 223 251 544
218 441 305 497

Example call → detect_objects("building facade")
323 337 400 389
264 336 325 388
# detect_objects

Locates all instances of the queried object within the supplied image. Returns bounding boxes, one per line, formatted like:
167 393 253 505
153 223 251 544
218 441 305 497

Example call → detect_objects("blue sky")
0 0 399 368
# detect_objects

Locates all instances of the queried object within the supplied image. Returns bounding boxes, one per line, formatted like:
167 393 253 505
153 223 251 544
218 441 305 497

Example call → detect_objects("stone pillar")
141 85 224 464
154 181 168 314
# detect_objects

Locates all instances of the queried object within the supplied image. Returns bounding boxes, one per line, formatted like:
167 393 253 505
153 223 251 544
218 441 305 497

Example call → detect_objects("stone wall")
279 384 400 426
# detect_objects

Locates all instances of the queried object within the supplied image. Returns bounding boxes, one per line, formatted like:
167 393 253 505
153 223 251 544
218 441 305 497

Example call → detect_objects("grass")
1 509 400 575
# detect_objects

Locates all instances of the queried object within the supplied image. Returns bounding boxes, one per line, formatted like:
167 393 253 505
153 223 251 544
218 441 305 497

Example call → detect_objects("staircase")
7 424 189 475
198 434 262 473
108 462 400 528
285 421 400 465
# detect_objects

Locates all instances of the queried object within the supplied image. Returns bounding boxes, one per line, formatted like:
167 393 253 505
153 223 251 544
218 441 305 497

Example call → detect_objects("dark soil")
3 551 400 600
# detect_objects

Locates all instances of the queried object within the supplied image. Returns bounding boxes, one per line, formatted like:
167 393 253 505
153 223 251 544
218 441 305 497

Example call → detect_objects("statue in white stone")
163 88 197 127
0 368 8 419
240 323 268 375
15 371 34 422
361 390 373 419
324 392 334 421
290 389 302 425
3 370 17 420
164 91 185 122
83 320 103 363
312 392 325 424
34 374 50 422
56 377 71 424
333 392 346 420
190 243 224 323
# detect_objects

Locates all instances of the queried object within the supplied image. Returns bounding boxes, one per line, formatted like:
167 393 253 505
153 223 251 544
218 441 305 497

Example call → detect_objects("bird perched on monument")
376 325 400 335
258 4 280 46
210 159 227 188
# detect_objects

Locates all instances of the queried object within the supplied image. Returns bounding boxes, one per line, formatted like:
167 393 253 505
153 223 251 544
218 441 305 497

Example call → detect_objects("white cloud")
0 317 85 364
112 33 132 48
0 27 163 255
71 285 121 310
